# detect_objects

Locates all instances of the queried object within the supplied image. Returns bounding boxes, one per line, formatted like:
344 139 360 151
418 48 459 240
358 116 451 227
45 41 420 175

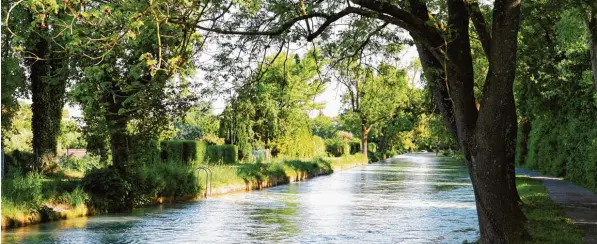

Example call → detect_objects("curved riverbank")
1 155 368 230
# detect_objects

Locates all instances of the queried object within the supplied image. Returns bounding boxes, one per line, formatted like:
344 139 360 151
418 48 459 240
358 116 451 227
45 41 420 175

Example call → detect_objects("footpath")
516 169 597 244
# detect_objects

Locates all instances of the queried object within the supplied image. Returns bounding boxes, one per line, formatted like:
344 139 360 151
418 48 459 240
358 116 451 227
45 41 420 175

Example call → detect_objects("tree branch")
466 1 491 59
196 13 330 36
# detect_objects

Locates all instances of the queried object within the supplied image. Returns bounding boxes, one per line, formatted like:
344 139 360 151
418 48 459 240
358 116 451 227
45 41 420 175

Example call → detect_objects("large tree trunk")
472 0 526 242
29 38 67 173
589 12 597 89
407 0 526 242
105 86 130 172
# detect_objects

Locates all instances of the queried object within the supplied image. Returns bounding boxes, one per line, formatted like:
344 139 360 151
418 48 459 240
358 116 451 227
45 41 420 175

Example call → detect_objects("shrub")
4 150 35 174
60 154 101 173
83 167 132 212
206 144 238 164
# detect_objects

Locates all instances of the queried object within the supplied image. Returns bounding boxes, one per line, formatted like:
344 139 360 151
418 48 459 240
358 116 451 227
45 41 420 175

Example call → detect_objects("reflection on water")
2 153 479 243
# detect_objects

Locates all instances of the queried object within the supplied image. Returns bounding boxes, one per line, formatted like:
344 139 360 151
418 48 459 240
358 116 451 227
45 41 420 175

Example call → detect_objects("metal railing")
197 166 213 197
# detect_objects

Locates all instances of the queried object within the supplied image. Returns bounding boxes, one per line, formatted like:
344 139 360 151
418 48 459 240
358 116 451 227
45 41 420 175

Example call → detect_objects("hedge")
349 141 361 154
205 145 238 164
160 140 207 165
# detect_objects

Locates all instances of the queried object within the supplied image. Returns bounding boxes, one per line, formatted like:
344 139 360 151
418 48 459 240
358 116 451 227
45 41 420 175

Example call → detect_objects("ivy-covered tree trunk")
105 87 130 172
589 12 597 89
28 38 67 173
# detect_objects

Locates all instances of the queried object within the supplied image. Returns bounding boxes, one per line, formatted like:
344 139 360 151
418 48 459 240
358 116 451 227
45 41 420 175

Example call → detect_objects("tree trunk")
516 116 531 166
361 123 369 156
589 13 597 89
29 38 67 173
106 86 130 172
407 0 526 242
471 0 527 242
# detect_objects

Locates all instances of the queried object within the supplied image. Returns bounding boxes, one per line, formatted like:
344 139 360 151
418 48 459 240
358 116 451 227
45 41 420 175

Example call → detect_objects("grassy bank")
1 154 367 229
1 172 90 228
517 176 583 244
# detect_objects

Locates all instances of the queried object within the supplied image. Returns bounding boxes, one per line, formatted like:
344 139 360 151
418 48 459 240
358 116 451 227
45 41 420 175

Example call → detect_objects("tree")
195 0 527 241
219 51 326 158
69 0 203 171
337 62 408 156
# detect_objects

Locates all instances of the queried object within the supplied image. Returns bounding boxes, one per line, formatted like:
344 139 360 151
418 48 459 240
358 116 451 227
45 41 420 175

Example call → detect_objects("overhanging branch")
466 1 491 58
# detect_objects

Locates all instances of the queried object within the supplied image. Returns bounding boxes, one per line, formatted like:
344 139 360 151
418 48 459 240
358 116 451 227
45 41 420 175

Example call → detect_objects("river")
2 153 479 243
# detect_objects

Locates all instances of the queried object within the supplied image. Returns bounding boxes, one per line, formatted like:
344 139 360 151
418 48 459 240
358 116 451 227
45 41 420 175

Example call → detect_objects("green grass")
197 154 368 191
516 176 583 244
1 172 90 227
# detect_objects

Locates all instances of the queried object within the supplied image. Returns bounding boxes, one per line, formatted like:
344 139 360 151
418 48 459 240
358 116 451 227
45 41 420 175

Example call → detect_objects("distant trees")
219 51 326 159
336 62 408 155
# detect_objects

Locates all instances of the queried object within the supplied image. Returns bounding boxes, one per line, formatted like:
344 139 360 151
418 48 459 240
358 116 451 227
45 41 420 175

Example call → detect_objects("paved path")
516 169 597 244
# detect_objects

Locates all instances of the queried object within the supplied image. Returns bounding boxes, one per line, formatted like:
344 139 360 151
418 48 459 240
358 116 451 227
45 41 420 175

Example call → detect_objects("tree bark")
28 38 67 173
589 12 597 89
361 123 369 156
407 0 526 242
105 85 130 172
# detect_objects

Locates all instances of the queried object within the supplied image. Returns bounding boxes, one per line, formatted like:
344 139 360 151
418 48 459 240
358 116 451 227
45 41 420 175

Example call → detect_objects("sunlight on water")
2 153 479 244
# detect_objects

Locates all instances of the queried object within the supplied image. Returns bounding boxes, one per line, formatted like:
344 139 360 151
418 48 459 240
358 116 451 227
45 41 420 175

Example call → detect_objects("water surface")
2 153 479 243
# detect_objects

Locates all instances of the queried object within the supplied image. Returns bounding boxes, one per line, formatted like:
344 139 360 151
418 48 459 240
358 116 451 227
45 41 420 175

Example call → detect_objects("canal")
2 153 479 243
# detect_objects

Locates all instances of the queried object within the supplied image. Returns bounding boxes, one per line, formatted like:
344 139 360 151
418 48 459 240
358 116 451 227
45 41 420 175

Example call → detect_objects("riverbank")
516 175 584 244
1 154 368 229
517 169 597 244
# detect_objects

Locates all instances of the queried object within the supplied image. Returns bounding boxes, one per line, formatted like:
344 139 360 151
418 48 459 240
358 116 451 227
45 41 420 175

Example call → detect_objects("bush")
206 144 238 164
160 140 208 165
60 154 101 173
83 167 132 212
4 150 35 174
132 162 201 204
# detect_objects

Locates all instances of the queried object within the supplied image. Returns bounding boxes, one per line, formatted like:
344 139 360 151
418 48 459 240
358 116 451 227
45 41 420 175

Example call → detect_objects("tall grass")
1 172 89 220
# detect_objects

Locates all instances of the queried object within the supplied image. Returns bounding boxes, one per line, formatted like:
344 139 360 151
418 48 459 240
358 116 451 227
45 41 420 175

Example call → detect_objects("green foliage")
349 141 361 155
310 114 338 139
516 1 597 192
4 150 35 173
313 136 326 156
83 167 132 212
131 162 201 205
58 120 86 150
324 138 346 157
200 134 225 145
206 145 238 164
174 103 220 140
1 172 45 211
2 103 33 153
60 155 102 173
1 171 89 221
218 51 325 158
160 140 208 165
367 143 377 153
